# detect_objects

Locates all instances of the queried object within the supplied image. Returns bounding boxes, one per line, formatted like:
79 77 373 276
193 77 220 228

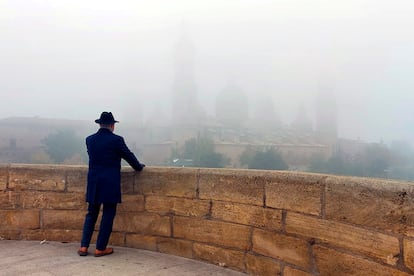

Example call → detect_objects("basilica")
136 31 338 169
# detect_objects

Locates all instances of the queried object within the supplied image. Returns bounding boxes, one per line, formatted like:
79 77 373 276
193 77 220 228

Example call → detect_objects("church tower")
171 27 205 126
291 104 313 133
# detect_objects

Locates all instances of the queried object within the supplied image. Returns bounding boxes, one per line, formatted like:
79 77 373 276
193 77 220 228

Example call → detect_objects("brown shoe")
77 247 88 256
94 247 114 257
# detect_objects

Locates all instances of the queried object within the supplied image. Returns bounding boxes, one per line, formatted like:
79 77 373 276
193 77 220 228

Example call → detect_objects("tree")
171 136 229 168
362 143 391 178
240 146 288 170
309 154 330 173
308 143 390 178
42 129 86 164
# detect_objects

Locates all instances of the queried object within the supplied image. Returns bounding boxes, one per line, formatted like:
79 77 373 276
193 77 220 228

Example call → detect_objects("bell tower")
171 26 205 126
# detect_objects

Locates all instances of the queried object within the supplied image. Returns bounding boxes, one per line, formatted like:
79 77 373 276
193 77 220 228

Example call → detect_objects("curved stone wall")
1 164 414 275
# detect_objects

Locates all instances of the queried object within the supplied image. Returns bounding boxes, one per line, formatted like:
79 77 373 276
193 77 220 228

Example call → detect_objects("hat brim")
95 119 119 124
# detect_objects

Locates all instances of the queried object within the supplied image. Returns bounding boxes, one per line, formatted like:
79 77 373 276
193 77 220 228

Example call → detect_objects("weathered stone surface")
0 230 21 240
135 167 197 198
174 217 251 250
114 213 171 237
266 172 323 215
0 210 40 229
403 239 414 272
118 194 145 212
21 191 85 210
325 175 414 236
212 201 282 229
0 191 20 209
245 254 281 276
66 166 88 193
9 164 66 191
252 228 311 270
193 243 245 271
314 245 412 276
146 196 210 217
198 169 264 205
0 165 8 191
120 169 135 194
107 231 125 247
42 210 84 230
126 233 157 251
286 212 400 265
157 238 193 258
4 164 414 276
21 229 82 242
284 266 313 276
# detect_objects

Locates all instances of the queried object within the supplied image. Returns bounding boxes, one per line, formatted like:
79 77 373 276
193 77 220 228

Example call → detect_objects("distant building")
0 33 339 171
171 27 206 127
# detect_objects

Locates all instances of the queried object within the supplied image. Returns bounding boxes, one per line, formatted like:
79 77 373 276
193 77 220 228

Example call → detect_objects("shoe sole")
78 251 88 256
94 249 114 257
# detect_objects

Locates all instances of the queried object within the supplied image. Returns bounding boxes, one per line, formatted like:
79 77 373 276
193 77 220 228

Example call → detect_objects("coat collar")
98 128 113 134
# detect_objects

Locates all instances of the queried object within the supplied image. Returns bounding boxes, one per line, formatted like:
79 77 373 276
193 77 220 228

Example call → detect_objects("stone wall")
1 164 414 275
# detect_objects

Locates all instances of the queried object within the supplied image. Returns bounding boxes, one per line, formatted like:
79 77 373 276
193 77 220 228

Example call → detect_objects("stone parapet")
1 164 414 275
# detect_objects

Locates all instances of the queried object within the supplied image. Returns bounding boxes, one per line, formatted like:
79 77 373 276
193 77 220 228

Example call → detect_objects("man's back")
86 128 123 170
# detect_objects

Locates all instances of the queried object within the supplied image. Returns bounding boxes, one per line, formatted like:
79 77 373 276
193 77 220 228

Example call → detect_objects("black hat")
95 112 119 124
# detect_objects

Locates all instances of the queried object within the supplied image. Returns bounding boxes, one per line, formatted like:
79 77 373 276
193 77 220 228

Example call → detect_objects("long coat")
85 128 144 204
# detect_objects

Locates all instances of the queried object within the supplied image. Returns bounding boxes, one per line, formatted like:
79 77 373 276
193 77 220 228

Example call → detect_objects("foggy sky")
1 0 414 143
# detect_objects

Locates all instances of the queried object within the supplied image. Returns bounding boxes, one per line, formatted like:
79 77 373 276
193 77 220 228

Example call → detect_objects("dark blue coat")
85 128 144 204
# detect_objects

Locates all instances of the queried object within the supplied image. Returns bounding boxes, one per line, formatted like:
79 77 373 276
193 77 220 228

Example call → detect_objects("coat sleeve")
117 136 145 171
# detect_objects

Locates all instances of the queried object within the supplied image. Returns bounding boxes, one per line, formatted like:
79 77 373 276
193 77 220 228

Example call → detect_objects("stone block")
212 201 282 230
0 230 21 240
118 194 145 212
0 191 20 209
314 245 412 276
114 212 171 237
42 210 84 230
0 165 8 191
283 266 313 276
126 233 157 251
245 254 281 276
286 212 400 265
121 169 135 194
108 231 125 247
157 238 193 258
252 228 311 270
135 167 197 198
0 210 40 230
145 196 210 217
9 164 66 191
66 166 88 192
193 243 245 271
325 175 414 236
21 191 85 210
403 239 414 272
198 169 264 205
21 229 82 243
265 172 323 215
173 217 251 250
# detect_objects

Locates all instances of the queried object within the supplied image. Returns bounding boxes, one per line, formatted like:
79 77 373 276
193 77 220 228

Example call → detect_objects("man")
78 111 145 257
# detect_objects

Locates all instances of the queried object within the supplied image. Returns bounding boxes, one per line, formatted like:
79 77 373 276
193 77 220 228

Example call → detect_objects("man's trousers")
81 203 117 250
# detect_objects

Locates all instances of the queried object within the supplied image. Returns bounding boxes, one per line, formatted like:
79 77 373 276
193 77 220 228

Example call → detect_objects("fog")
1 0 414 143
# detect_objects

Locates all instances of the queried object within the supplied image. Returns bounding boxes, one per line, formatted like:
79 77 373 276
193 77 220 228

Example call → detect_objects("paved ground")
0 240 246 276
